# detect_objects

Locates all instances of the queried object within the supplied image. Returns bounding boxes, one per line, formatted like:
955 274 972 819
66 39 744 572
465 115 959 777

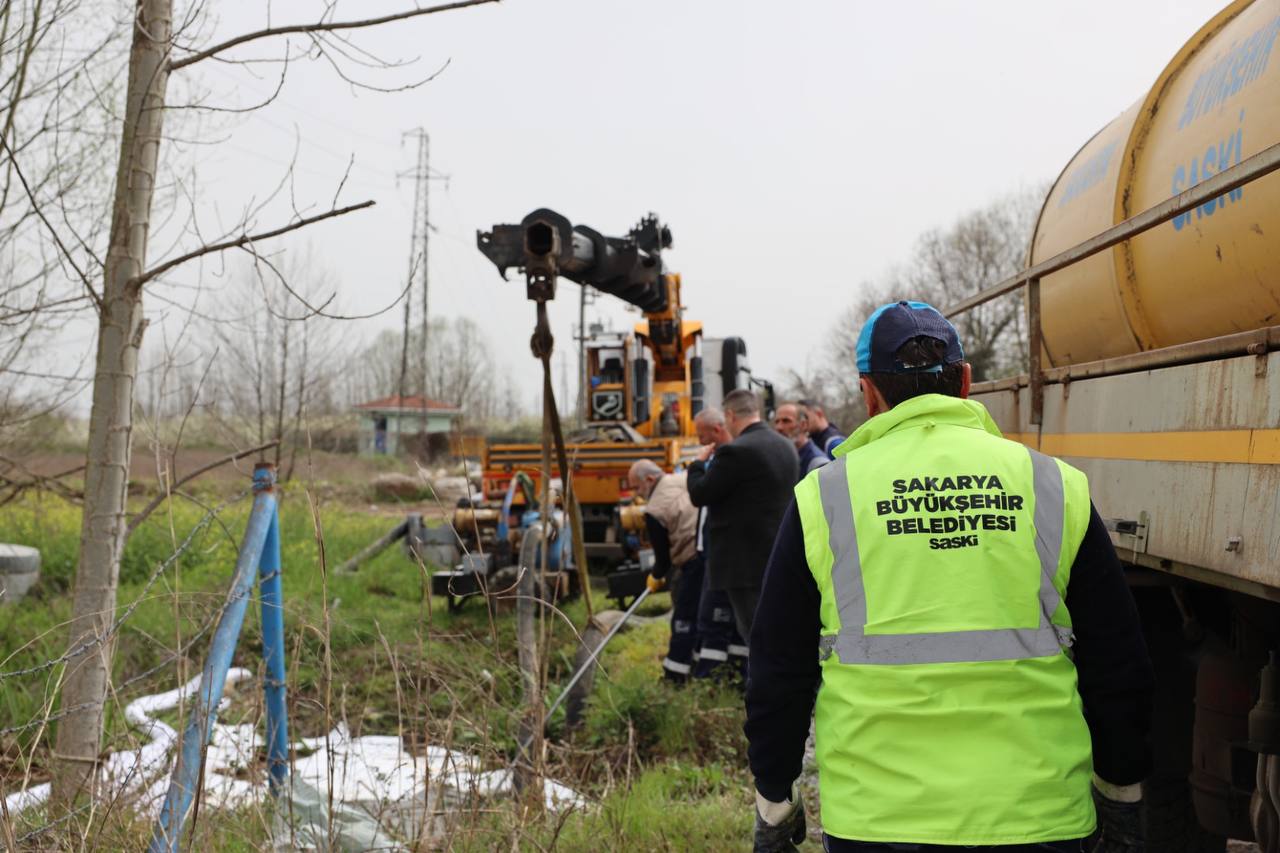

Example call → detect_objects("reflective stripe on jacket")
794 394 1095 845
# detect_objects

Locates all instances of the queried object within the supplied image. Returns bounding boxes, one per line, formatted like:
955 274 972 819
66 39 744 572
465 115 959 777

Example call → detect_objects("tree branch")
169 0 501 72
0 135 103 311
0 455 85 506
125 438 280 538
128 199 374 291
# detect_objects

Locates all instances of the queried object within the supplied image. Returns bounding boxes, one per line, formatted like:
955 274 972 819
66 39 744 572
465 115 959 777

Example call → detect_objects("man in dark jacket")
773 401 827 478
688 388 798 644
746 301 1153 853
799 397 847 459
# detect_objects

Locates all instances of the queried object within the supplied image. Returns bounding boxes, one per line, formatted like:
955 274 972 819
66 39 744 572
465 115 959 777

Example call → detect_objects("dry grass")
0 481 754 851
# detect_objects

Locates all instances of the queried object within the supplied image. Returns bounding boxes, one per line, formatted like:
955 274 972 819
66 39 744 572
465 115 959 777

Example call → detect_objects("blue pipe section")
259 502 289 795
556 509 572 571
149 466 278 853
497 475 520 541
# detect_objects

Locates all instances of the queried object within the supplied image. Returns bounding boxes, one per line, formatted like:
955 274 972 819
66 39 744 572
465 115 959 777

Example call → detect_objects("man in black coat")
688 388 799 644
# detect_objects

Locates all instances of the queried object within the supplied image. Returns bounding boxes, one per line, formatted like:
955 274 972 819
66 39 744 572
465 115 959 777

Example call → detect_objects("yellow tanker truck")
959 1 1280 848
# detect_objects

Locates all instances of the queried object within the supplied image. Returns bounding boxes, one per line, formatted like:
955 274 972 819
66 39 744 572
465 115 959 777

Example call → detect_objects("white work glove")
753 783 805 852
1090 774 1143 853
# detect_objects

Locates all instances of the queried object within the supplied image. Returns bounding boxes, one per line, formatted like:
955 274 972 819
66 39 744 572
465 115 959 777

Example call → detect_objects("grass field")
0 483 758 850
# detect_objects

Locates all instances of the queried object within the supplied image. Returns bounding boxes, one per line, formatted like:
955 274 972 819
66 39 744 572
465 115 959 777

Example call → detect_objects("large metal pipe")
476 208 670 312
530 587 652 749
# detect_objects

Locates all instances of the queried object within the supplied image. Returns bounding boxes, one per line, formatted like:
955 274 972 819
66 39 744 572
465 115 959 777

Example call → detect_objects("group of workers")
628 396 844 683
634 301 1155 852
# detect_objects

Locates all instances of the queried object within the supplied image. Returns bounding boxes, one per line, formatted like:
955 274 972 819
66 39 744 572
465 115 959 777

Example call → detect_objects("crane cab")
583 325 761 441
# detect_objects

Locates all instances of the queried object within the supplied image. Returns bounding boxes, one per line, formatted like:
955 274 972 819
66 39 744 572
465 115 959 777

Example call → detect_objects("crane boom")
476 208 673 312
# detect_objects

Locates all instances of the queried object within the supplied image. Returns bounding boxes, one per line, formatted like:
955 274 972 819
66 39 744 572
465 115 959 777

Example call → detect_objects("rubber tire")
1133 587 1228 853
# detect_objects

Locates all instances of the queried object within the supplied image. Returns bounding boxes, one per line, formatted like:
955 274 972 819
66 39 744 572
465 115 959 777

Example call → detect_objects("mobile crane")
466 209 769 567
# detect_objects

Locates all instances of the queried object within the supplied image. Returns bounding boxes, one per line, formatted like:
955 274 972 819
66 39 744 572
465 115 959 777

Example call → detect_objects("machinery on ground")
474 210 770 569
962 2 1280 847
428 471 577 610
423 210 771 607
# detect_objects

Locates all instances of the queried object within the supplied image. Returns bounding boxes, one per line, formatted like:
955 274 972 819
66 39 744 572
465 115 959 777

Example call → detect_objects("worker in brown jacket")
628 459 701 682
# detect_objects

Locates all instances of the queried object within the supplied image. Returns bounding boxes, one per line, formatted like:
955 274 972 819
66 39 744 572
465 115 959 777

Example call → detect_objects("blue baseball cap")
855 300 965 374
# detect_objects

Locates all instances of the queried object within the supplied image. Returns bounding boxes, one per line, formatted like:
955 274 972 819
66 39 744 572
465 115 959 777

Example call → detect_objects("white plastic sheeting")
3 669 586 850
278 723 586 851
3 667 259 821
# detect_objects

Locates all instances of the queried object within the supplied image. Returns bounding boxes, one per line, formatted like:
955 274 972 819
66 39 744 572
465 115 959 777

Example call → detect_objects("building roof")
355 394 461 413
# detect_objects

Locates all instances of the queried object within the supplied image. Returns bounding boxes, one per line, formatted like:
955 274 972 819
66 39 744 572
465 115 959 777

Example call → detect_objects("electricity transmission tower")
395 130 448 447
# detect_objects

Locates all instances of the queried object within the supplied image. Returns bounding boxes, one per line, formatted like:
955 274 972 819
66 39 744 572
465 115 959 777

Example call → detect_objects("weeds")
0 487 756 850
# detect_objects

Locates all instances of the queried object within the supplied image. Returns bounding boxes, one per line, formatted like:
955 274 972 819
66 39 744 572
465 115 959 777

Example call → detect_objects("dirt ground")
14 448 458 523
21 447 397 486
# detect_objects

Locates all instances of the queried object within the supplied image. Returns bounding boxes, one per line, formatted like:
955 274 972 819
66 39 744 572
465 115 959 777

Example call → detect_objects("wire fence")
0 492 252 850
0 494 241 683
0 466 706 852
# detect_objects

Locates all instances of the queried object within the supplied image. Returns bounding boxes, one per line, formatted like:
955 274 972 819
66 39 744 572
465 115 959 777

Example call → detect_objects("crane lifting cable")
528 298 594 620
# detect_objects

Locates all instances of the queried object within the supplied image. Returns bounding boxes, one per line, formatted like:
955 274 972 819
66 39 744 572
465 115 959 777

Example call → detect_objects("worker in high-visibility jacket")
745 301 1154 853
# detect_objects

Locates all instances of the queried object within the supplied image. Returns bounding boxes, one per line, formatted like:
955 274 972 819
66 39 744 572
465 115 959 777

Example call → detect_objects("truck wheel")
1133 587 1227 852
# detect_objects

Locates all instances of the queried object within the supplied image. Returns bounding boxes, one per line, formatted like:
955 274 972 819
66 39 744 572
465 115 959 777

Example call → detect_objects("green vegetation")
0 488 761 850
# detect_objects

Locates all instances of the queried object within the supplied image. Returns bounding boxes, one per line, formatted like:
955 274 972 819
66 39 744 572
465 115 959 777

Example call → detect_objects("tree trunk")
52 0 171 805
284 320 307 481
513 399 549 805
274 317 288 468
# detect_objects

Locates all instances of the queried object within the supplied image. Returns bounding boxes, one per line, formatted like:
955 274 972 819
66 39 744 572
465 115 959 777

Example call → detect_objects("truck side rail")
970 324 1280 395
946 141 1280 424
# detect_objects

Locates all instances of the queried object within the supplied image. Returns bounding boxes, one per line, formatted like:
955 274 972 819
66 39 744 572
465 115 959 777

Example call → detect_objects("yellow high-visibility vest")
795 394 1095 845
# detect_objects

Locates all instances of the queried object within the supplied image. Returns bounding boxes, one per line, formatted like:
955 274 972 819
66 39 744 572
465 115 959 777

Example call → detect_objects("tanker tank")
1032 0 1280 367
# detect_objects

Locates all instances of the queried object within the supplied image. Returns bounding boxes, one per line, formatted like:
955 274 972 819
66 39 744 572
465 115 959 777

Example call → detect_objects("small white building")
354 394 462 455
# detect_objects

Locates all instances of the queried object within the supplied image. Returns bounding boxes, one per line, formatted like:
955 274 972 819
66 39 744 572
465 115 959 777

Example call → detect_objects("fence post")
257 468 289 795
149 464 284 852
1028 276 1044 427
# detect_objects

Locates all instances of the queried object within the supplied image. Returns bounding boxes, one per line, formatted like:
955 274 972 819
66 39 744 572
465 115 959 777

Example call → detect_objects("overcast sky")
136 0 1227 412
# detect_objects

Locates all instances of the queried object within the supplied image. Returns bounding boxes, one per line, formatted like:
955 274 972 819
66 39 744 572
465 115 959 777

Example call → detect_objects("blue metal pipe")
497 475 519 541
149 465 278 853
258 500 289 795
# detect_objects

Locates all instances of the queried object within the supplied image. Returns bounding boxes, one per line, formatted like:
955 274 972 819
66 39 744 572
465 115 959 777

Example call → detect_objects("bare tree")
900 191 1044 380
786 186 1046 431
50 0 498 804
190 260 352 478
354 315 504 426
427 316 496 423
0 0 126 439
